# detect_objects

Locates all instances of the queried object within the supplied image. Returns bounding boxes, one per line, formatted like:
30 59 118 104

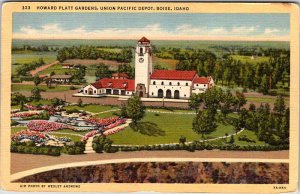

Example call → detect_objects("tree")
235 91 247 112
220 90 235 118
229 135 235 144
33 75 42 86
31 87 41 101
273 95 285 115
126 95 145 124
189 93 203 113
120 103 127 117
95 64 110 79
192 110 217 138
11 92 27 105
78 98 83 107
248 103 256 111
92 136 113 153
179 136 186 144
51 97 64 107
202 87 222 115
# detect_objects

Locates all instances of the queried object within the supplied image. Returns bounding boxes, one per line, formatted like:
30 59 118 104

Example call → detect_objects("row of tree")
190 87 289 146
15 58 45 76
95 63 135 80
175 49 289 94
57 46 133 63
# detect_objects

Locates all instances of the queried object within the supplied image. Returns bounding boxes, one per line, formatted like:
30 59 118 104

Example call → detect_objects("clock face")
139 58 144 63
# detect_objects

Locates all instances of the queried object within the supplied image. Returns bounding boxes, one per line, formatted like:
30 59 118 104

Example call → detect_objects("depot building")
82 37 214 99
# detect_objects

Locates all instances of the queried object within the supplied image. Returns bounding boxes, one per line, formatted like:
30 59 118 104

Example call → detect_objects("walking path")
113 128 245 147
29 61 59 76
146 110 195 115
82 109 120 116
84 119 132 154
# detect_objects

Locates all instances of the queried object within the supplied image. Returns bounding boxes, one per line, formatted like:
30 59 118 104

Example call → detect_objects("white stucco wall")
83 85 98 95
149 79 192 99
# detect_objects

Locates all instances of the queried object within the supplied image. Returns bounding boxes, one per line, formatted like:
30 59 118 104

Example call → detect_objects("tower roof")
138 36 150 43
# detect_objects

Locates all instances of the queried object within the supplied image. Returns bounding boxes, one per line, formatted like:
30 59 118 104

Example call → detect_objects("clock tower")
134 37 153 97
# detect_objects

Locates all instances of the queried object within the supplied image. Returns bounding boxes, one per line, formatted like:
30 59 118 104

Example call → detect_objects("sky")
13 13 290 41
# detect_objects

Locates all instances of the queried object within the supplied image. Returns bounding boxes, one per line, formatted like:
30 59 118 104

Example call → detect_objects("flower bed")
11 130 47 143
104 118 127 131
82 130 99 141
103 127 126 136
11 112 40 118
27 120 73 132
86 116 119 126
24 104 40 111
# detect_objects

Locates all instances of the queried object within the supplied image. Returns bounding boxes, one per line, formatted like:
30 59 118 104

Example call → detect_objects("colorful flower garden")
11 104 129 155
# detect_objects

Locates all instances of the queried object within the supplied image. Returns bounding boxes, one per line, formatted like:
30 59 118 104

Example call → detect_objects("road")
11 150 289 174
29 61 59 76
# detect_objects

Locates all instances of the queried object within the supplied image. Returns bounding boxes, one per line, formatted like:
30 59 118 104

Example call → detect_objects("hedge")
115 142 289 152
11 141 86 156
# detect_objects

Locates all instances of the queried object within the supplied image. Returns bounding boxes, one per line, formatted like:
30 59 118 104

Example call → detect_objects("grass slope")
109 112 235 145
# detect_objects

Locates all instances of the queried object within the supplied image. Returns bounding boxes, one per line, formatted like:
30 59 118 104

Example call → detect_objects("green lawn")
246 97 275 103
230 55 270 64
12 84 71 92
49 133 83 142
109 112 235 145
65 105 118 113
234 129 267 146
12 51 57 64
11 126 27 134
37 64 76 75
54 129 87 136
147 108 194 113
29 99 52 106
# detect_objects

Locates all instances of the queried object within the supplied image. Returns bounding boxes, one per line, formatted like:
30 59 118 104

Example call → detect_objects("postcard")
1 1 299 193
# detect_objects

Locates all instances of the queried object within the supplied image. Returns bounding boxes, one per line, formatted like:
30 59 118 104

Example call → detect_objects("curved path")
11 150 289 178
29 61 59 76
84 119 132 154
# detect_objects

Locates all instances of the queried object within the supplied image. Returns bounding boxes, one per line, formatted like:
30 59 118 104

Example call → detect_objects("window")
153 81 156 85
169 82 172 86
85 90 87 93
139 85 143 89
94 90 96 93
140 47 143 53
196 84 199 86
204 84 206 87
161 81 164 85
177 82 180 86
152 92 154 95
184 94 186 97
186 83 188 86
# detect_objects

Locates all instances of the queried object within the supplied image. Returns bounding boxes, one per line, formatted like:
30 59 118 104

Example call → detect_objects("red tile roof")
150 70 197 81
193 77 210 84
112 73 129 78
138 36 150 43
92 78 135 91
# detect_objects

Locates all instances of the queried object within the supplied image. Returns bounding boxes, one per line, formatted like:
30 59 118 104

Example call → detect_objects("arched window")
186 83 188 86
140 47 143 54
169 82 172 86
153 81 156 85
177 82 180 86
161 81 164 85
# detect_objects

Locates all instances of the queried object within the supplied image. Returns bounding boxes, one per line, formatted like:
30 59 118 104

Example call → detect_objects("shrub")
11 120 18 126
69 86 77 90
66 108 81 114
238 135 256 143
179 136 186 144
